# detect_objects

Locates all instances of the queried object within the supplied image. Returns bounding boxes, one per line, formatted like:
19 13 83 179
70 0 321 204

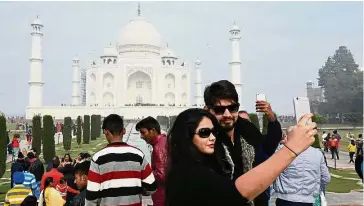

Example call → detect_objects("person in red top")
328 135 339 160
41 157 64 191
55 178 79 200
12 135 20 161
136 117 167 206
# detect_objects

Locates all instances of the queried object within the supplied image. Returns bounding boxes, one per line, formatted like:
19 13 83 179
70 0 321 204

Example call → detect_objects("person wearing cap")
5 172 33 206
10 152 26 188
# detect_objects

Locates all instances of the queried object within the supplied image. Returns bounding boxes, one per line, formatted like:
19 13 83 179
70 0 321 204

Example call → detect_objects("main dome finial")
137 2 141 16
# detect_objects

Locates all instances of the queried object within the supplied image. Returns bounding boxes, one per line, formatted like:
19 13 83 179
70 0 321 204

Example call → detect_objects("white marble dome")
119 16 161 47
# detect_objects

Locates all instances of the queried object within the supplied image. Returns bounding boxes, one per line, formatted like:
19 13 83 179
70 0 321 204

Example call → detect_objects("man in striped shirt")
86 114 157 206
5 172 33 206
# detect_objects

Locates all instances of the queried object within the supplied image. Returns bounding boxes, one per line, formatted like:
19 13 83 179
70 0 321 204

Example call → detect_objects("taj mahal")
26 5 243 120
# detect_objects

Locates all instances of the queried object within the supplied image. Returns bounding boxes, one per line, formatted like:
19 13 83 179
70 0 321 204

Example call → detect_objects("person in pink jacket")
136 117 167 206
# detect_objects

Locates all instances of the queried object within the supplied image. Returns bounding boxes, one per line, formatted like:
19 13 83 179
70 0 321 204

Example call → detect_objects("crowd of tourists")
4 80 363 206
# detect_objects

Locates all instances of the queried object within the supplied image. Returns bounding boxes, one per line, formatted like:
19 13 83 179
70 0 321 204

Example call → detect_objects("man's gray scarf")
222 135 256 205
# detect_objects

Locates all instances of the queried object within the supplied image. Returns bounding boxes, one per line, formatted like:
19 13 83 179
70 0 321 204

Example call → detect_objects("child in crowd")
348 139 356 163
56 178 79 200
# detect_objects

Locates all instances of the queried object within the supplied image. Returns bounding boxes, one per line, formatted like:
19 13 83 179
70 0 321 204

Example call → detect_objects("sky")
0 1 362 116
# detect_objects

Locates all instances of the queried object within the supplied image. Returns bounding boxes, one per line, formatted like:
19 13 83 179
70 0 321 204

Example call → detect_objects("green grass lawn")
326 177 362 193
329 168 361 179
326 168 362 193
0 136 108 202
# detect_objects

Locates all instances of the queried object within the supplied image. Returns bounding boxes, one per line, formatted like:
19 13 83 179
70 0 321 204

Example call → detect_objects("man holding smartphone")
238 100 283 205
204 80 282 206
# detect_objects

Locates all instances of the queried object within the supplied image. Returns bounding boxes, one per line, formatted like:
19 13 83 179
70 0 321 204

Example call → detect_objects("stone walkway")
324 149 356 170
269 191 363 205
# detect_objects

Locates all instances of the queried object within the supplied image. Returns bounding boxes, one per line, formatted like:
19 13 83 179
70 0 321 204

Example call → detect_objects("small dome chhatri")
102 43 118 57
161 43 177 58
32 15 42 26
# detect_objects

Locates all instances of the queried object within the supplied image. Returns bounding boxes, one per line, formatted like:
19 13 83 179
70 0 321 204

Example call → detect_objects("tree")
262 114 269 135
318 46 363 124
248 113 260 130
95 115 101 138
343 112 363 128
312 114 328 128
0 115 6 178
63 117 72 151
32 115 42 156
311 115 321 149
169 116 177 130
83 115 90 144
76 116 82 145
43 115 55 163
91 115 97 141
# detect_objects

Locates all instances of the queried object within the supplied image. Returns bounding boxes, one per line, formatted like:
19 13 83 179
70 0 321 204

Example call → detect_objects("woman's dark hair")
43 177 54 206
166 108 220 206
21 195 37 206
167 108 219 166
63 153 72 162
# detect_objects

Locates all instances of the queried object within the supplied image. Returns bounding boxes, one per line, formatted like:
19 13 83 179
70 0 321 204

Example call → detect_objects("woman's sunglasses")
195 128 218 138
211 103 240 115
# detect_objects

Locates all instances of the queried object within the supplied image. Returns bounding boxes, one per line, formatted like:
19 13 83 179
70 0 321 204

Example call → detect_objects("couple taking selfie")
165 80 318 206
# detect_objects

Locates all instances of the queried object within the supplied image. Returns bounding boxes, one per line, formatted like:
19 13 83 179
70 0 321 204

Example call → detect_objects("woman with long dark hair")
40 177 65 206
166 108 317 206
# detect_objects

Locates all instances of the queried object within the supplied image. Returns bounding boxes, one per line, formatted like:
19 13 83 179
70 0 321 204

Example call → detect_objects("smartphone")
256 94 267 101
293 97 312 124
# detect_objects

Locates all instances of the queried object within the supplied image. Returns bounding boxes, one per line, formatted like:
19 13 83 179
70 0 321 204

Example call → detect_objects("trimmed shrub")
63 117 72 151
32 115 42 156
169 116 177 130
248 113 260 130
0 115 7 178
311 114 321 149
83 115 90 144
43 115 56 163
91 115 97 141
96 115 101 138
76 116 82 145
262 114 269 135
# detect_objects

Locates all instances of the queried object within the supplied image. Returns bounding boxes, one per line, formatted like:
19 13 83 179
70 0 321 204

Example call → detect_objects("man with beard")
204 80 281 206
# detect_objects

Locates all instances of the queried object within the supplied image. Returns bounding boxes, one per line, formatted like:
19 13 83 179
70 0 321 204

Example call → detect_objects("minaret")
195 59 203 106
229 22 243 109
28 15 44 107
72 56 80 105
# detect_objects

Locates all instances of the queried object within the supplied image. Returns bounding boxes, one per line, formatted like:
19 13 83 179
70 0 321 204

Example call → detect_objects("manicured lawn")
329 168 361 179
326 168 362 193
326 176 362 193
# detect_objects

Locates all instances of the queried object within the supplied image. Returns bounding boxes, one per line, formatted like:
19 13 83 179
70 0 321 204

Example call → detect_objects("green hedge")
83 115 90 144
311 114 321 149
63 117 72 151
169 116 177 130
248 113 260 130
76 116 82 145
43 115 56 163
32 115 42 156
96 115 101 138
262 114 269 135
0 115 6 178
91 115 97 141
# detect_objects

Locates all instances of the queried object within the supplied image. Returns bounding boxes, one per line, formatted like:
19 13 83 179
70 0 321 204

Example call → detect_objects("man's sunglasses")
195 128 218 138
211 103 240 115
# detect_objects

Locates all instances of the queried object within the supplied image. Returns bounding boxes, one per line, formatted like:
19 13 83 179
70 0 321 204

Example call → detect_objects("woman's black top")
166 161 249 206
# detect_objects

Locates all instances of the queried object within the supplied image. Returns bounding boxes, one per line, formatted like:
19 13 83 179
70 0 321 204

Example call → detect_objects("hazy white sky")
0 1 362 116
